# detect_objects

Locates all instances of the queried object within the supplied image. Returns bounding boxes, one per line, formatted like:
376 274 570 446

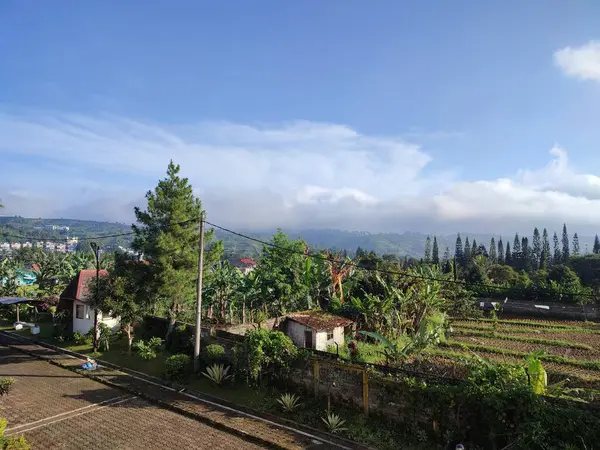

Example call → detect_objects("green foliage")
164 354 191 382
96 323 111 352
131 161 220 340
321 411 347 434
72 331 92 345
202 364 232 385
526 353 547 395
238 328 297 380
0 418 30 450
133 337 163 360
204 344 226 364
277 393 302 412
0 378 13 397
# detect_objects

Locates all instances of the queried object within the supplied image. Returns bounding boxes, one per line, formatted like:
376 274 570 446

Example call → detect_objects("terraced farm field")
435 317 600 391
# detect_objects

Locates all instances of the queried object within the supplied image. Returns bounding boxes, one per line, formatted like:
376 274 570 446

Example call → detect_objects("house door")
304 330 313 349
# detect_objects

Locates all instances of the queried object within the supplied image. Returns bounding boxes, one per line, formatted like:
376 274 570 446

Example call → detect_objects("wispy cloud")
1 110 600 234
554 41 600 82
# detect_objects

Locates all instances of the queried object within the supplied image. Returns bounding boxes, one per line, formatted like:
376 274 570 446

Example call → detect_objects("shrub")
237 328 297 380
73 331 92 345
202 364 231 386
100 324 111 351
205 344 226 364
165 354 191 382
133 337 163 360
167 323 193 354
0 378 14 397
277 393 302 412
321 411 347 434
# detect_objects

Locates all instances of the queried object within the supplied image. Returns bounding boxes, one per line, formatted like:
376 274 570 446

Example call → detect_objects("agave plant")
277 393 302 412
202 364 232 385
321 411 347 434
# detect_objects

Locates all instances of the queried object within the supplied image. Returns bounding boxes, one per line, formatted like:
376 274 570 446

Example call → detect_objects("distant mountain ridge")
1 216 597 258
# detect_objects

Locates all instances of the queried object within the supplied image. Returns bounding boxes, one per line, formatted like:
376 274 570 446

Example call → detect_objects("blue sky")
2 1 600 234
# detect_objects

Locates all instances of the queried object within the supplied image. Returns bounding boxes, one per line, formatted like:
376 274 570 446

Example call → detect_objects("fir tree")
443 246 451 263
464 237 471 262
497 238 504 264
521 237 532 272
424 236 432 263
489 237 497 262
132 160 209 342
512 233 521 267
594 235 600 254
472 239 478 257
562 223 570 263
432 236 440 265
532 227 541 269
442 246 451 273
553 232 562 265
541 228 551 269
505 242 512 265
455 234 464 262
572 233 580 257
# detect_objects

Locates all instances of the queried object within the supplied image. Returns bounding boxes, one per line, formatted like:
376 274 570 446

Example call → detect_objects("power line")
204 219 597 300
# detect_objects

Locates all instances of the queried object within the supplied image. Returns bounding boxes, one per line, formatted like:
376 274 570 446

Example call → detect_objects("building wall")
286 321 314 348
72 301 120 334
315 331 328 351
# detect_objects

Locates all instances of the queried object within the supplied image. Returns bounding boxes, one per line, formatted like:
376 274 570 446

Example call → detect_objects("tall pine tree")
132 161 212 342
497 238 504 264
572 233 580 257
472 239 478 256
541 228 551 269
553 232 562 265
464 237 471 262
424 236 432 263
521 236 532 272
512 233 521 267
532 227 542 270
489 237 497 262
594 235 600 254
562 224 570 263
455 234 464 262
432 236 440 265
505 242 512 265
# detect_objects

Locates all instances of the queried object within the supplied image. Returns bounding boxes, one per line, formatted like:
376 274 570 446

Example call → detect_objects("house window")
327 331 334 341
75 304 85 320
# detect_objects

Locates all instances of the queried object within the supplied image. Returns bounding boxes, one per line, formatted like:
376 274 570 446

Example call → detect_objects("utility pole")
90 242 100 353
193 212 205 372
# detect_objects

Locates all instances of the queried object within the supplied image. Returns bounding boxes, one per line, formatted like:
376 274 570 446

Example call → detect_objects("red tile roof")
285 311 354 331
240 258 257 265
60 269 108 303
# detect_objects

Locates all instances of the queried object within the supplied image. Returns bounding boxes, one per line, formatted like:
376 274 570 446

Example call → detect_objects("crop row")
450 328 595 350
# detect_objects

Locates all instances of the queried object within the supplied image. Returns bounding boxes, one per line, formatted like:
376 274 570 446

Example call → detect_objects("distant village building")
232 257 257 275
279 311 355 351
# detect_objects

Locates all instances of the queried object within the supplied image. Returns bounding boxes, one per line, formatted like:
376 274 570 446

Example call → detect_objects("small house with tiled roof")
232 257 257 275
279 310 355 351
58 269 120 335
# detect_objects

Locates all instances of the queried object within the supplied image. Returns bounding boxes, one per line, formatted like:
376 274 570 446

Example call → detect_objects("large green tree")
132 161 211 342
594 235 600 254
255 230 310 317
532 228 541 270
561 224 570 263
541 228 551 269
497 238 504 264
424 236 432 263
455 234 463 262
553 232 562 265
489 237 497 263
431 236 439 265
572 233 580 257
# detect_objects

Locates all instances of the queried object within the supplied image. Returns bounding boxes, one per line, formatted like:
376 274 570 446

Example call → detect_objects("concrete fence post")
313 359 320 397
362 369 369 416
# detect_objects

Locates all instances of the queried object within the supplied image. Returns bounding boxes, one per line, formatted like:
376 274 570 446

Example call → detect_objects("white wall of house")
284 321 346 351
72 300 120 334
286 321 314 348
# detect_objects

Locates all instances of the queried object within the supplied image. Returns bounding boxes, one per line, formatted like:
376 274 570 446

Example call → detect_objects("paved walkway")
0 333 359 450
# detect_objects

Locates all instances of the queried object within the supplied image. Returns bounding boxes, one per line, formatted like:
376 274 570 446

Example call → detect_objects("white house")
279 311 355 351
58 269 120 335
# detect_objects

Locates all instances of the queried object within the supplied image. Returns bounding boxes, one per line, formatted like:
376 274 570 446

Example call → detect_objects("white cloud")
2 110 600 234
554 41 600 82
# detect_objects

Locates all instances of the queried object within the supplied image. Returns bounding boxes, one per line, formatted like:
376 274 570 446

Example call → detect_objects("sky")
2 1 600 235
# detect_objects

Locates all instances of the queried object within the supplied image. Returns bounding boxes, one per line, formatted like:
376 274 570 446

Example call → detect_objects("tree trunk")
242 300 246 324
126 323 134 356
164 313 177 346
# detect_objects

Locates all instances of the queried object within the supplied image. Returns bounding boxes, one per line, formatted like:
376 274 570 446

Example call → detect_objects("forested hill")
2 216 597 258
